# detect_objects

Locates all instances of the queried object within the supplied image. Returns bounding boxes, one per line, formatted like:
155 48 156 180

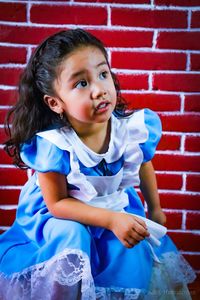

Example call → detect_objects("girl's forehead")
65 45 105 63
58 46 108 75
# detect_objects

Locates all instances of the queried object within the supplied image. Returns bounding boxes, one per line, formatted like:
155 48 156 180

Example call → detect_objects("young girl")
0 28 196 299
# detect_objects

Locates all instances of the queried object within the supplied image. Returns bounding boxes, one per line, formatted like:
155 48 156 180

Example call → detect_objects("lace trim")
146 252 196 300
96 286 142 300
0 248 95 300
95 285 192 300
160 252 196 284
95 252 196 300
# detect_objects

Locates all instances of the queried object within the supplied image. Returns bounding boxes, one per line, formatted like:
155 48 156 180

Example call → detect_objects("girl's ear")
44 95 63 114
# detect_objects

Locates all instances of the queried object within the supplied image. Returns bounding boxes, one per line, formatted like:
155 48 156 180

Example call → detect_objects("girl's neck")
76 120 111 154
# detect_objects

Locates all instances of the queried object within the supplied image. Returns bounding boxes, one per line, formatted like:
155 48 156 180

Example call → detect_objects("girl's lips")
95 101 110 111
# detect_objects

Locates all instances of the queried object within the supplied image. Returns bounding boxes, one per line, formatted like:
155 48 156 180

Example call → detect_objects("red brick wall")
0 0 200 294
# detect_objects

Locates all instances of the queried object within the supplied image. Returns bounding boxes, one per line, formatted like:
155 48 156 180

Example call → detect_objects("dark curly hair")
4 28 128 168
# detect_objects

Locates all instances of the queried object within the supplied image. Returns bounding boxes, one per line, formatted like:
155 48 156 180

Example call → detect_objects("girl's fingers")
129 229 146 243
124 237 140 248
129 232 145 242
132 221 149 237
123 240 134 248
133 216 147 229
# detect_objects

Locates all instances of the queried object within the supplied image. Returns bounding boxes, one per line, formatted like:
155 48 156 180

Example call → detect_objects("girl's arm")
38 171 149 248
139 161 166 225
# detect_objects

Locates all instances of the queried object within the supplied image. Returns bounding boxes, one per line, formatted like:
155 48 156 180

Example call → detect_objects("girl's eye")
99 71 108 80
75 80 88 89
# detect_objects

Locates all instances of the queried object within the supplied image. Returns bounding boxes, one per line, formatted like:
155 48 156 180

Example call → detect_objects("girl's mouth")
95 101 110 112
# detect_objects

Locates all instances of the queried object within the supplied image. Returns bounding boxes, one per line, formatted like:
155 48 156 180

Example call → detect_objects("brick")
0 149 12 165
191 11 200 28
31 4 107 25
4 127 11 142
186 174 200 192
160 113 200 132
76 0 150 3
191 54 200 71
158 134 181 150
185 95 200 112
0 68 23 86
165 211 182 229
185 136 200 152
153 154 200 172
156 173 183 189
0 89 17 106
0 25 63 45
0 3 26 22
112 51 186 71
183 254 200 271
157 32 200 51
0 109 8 125
0 168 27 186
0 128 7 144
111 8 187 28
160 193 200 210
0 189 21 205
168 232 200 251
0 46 27 64
124 93 181 112
186 212 200 230
89 29 153 48
155 0 200 6
0 208 16 226
117 74 148 90
153 73 200 92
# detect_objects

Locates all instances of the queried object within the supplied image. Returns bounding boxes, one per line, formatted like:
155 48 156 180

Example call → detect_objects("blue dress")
0 109 196 300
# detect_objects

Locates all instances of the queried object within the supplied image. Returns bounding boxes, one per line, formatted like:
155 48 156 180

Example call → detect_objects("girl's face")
47 46 117 131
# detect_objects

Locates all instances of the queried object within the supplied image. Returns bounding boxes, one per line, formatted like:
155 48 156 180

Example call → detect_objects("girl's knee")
44 218 91 249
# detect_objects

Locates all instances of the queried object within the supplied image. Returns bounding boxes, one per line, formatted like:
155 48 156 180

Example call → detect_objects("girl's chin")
94 113 112 123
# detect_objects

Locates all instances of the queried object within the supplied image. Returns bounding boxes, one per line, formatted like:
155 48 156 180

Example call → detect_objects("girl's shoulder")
130 109 162 162
114 108 162 163
20 127 71 174
114 108 161 141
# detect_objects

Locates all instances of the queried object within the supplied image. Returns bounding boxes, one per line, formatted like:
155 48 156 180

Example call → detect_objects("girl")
0 28 196 299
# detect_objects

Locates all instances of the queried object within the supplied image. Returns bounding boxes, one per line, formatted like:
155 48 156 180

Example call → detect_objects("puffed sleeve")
20 135 71 174
139 108 162 162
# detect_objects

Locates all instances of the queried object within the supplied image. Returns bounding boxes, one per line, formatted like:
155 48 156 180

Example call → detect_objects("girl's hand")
148 206 167 226
108 212 150 249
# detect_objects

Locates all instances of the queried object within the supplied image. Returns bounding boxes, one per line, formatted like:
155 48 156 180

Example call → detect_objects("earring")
60 113 63 120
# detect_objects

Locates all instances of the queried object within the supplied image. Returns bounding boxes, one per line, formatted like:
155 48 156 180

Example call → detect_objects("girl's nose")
91 82 107 99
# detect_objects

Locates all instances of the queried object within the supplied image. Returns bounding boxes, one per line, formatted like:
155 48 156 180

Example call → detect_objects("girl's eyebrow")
97 61 108 68
68 61 108 82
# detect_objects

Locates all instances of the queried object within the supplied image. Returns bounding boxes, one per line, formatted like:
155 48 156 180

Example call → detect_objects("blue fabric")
0 109 178 292
139 109 162 162
20 135 71 174
79 156 124 176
